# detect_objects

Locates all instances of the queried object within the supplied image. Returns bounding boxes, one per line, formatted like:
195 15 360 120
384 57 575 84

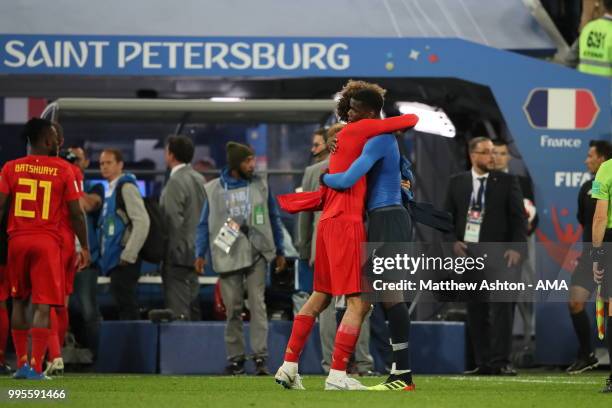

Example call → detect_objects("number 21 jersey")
0 155 81 240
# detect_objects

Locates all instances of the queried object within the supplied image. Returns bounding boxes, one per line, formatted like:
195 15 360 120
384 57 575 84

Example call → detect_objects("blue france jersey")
322 134 403 211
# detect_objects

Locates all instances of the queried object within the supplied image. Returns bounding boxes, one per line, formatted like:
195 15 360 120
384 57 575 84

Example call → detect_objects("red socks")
47 308 62 361
331 324 360 371
11 329 29 369
284 315 315 362
56 306 68 348
0 307 8 364
30 328 50 373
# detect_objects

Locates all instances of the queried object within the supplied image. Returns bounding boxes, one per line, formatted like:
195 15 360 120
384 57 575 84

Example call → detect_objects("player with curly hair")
275 80 418 391
334 80 387 123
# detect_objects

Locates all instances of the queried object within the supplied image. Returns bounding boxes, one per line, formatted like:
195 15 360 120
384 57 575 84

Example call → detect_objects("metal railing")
83 169 306 177
97 275 218 285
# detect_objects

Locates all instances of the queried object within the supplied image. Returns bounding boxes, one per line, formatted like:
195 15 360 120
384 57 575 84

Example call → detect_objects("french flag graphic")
0 97 47 124
523 88 600 130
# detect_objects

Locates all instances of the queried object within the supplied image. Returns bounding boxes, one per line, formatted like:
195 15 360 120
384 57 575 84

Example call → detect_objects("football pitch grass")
0 372 610 407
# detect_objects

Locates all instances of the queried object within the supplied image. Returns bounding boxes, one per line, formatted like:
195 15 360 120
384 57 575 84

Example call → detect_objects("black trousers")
70 266 101 358
467 301 515 368
109 261 141 320
461 243 521 369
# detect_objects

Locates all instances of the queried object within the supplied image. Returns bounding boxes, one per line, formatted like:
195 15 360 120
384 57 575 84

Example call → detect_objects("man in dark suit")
445 136 527 376
492 140 537 355
492 140 538 234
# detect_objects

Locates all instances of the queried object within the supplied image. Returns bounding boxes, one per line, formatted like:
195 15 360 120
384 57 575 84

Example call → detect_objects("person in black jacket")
492 140 538 235
567 140 612 374
445 136 527 376
492 140 538 350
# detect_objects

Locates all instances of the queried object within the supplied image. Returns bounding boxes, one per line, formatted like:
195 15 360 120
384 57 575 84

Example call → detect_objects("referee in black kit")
567 141 611 375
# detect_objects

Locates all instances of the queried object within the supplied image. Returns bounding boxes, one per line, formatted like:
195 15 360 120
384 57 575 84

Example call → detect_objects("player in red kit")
275 81 418 390
0 118 90 379
45 122 86 376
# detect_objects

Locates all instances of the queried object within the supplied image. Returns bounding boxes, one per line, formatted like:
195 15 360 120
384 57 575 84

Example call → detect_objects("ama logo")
535 206 582 272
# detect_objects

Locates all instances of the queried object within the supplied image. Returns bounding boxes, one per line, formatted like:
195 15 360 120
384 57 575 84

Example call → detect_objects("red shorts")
7 234 64 306
313 217 365 296
0 265 9 302
61 229 77 296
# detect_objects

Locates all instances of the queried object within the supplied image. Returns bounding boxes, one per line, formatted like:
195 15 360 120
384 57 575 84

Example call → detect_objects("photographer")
194 142 286 375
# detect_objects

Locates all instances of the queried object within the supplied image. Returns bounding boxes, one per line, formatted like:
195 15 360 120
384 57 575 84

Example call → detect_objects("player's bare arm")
80 193 102 213
68 199 90 270
592 199 608 283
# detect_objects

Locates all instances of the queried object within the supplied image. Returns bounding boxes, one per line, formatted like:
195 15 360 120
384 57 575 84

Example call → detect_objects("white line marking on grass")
448 377 599 385
59 375 290 380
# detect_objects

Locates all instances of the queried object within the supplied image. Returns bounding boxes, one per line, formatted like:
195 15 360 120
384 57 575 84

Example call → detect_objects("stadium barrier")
159 321 323 375
409 321 466 374
94 320 466 374
95 321 159 373
535 302 605 365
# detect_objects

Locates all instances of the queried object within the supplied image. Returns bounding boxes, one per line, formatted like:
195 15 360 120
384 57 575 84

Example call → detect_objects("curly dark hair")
335 80 386 122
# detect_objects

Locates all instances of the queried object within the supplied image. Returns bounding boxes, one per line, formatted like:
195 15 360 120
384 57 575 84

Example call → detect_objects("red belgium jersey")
320 115 419 222
59 163 84 235
0 155 81 241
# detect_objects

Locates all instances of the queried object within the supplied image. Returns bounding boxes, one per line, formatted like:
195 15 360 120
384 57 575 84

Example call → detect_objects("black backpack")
116 182 168 264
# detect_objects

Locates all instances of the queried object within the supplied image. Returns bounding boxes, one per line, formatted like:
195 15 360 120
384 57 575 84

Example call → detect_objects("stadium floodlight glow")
209 97 245 102
396 102 456 138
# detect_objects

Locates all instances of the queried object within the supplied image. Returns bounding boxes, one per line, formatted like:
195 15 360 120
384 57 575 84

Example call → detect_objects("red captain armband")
277 188 327 214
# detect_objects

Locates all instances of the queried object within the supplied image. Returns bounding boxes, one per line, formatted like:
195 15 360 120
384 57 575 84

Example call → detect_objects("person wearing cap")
194 142 286 376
